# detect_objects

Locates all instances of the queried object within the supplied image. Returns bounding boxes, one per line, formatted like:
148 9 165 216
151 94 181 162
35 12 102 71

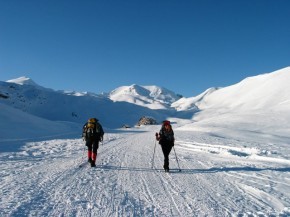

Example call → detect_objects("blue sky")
1 0 290 97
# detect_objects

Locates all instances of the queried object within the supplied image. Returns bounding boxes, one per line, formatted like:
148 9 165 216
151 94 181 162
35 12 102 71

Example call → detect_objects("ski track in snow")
1 128 290 217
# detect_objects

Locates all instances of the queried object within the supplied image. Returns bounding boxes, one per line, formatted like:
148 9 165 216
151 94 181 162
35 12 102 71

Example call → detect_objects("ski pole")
173 146 181 172
151 139 157 169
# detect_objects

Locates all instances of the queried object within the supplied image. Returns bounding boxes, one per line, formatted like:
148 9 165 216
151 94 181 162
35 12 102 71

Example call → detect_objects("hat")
163 120 170 126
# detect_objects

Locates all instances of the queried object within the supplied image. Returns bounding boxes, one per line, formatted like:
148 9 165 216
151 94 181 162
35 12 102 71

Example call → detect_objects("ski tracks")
112 131 200 217
1 128 290 216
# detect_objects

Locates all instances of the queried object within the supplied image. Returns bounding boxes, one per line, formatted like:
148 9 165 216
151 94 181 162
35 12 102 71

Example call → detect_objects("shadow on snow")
95 164 290 174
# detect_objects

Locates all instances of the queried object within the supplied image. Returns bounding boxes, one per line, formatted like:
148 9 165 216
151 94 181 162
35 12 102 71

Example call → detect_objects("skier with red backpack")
155 120 175 172
82 118 104 167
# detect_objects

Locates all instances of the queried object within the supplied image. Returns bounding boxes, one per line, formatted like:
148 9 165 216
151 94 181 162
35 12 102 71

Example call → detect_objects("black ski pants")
86 138 99 154
161 143 173 168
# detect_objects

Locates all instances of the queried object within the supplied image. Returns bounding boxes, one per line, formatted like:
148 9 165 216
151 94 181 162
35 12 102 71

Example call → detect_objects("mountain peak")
6 76 40 87
110 84 148 96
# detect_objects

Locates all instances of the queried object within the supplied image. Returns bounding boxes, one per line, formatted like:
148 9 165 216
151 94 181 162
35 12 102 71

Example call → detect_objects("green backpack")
82 118 104 140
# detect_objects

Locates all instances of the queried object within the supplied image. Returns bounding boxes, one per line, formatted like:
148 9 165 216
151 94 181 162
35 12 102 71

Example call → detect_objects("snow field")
1 126 290 216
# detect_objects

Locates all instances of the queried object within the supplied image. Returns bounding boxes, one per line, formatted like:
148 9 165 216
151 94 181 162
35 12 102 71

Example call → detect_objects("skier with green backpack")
82 118 104 167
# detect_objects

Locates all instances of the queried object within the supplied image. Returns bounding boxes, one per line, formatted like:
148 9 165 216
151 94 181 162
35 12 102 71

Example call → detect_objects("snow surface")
1 67 290 216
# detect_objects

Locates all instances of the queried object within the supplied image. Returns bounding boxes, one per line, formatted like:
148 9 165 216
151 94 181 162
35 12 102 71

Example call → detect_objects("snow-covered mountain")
1 67 290 132
109 84 182 109
173 67 290 143
173 67 290 112
0 79 178 129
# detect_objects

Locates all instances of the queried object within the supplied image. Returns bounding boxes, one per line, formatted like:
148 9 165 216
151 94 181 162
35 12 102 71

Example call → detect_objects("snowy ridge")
198 67 290 110
175 67 290 111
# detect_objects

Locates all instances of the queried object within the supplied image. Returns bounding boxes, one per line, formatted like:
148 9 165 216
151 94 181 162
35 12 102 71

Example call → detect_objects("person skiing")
82 118 104 167
155 120 175 172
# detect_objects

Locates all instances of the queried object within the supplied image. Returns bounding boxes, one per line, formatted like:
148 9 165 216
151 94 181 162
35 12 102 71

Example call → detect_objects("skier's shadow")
96 165 290 174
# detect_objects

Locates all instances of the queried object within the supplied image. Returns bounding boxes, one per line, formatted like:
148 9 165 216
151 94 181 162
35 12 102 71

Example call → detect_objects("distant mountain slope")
174 67 290 112
200 67 290 111
0 79 104 122
175 67 290 141
0 103 80 142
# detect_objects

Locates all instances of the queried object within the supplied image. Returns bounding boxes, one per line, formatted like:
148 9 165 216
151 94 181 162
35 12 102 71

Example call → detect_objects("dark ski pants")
86 139 99 161
161 144 173 169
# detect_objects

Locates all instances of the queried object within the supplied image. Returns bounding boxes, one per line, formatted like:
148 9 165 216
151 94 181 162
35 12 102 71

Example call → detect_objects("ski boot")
91 160 96 167
163 165 169 172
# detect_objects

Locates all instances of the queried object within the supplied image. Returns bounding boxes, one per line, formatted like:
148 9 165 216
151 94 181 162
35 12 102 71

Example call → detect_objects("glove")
100 136 103 142
155 133 159 141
